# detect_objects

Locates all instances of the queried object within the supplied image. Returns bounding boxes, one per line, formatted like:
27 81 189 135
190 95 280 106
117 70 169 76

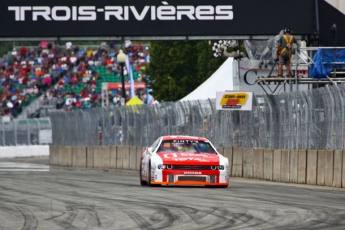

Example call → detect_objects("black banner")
1 0 315 37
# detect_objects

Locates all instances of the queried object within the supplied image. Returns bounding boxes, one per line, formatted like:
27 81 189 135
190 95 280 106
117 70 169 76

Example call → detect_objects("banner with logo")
216 91 253 111
0 0 314 37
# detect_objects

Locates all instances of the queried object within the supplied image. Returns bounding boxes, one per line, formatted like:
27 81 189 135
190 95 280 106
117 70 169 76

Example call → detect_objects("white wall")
0 145 50 158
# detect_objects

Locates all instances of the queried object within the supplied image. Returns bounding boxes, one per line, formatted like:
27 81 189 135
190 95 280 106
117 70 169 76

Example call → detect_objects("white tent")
180 57 236 101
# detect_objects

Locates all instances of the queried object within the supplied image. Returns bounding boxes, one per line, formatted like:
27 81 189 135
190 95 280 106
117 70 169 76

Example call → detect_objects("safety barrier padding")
223 148 233 176
253 148 264 179
280 150 290 183
333 150 342 188
263 149 273 181
307 150 317 185
317 150 326 186
243 148 253 178
273 149 281 182
297 150 307 184
324 150 334 187
289 150 298 183
232 147 243 177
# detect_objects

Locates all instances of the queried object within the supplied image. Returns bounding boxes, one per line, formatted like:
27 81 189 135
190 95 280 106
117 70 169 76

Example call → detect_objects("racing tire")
139 162 147 186
148 161 160 187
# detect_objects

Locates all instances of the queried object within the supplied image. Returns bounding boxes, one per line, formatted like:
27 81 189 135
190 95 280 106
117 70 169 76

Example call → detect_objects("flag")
126 54 135 98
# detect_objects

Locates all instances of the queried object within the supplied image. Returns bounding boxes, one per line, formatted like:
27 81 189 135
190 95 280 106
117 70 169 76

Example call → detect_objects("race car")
139 135 230 187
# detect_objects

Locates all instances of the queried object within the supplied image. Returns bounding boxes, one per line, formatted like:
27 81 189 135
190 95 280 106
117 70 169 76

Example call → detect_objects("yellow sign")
216 91 253 110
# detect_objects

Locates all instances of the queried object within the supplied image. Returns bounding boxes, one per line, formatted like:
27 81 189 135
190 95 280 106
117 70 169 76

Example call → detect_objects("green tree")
146 40 226 102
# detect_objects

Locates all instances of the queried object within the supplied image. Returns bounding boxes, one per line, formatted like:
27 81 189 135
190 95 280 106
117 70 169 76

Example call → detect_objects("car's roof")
161 135 209 142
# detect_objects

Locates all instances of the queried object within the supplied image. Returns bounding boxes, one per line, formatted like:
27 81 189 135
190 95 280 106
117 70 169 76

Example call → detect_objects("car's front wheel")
139 161 147 186
148 161 160 187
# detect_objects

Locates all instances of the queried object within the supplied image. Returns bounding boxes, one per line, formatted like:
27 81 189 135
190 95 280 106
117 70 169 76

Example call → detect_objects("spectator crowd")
0 40 150 119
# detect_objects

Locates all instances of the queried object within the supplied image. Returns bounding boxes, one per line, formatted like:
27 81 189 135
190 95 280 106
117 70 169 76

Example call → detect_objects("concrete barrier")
223 147 233 176
343 151 345 188
0 145 50 158
57 146 64 166
49 145 58 166
253 148 264 179
110 146 117 169
49 144 344 189
333 150 342 188
232 148 243 177
280 150 290 183
136 147 144 171
65 146 73 167
324 150 334 187
289 150 298 183
122 146 130 170
93 146 101 169
243 148 253 178
217 147 224 155
317 150 325 186
273 149 281 182
297 150 307 184
307 150 317 185
72 147 86 168
117 146 124 169
129 147 137 170
86 146 94 169
264 149 273 180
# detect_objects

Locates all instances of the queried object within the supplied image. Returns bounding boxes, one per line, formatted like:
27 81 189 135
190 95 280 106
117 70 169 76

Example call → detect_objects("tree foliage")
145 40 226 102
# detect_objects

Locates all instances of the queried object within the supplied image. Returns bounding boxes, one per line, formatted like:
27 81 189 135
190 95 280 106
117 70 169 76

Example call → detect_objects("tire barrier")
49 146 345 188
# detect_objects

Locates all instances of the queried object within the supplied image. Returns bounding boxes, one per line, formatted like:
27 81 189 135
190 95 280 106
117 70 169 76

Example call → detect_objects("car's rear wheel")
139 161 147 186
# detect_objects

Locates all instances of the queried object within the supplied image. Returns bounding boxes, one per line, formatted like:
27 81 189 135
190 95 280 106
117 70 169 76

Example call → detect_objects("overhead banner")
1 0 314 37
216 91 253 111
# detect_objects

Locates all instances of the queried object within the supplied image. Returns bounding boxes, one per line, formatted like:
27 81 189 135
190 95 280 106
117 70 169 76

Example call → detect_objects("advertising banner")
216 91 253 111
0 0 314 37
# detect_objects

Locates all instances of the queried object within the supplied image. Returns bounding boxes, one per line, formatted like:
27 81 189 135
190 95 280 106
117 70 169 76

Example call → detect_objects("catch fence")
48 84 345 150
0 118 52 146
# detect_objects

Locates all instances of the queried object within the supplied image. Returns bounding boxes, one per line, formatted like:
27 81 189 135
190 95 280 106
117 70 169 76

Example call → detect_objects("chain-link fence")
48 84 345 149
0 118 52 146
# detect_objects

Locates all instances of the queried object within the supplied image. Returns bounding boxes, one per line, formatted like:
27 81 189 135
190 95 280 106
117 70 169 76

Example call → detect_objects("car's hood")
156 152 220 165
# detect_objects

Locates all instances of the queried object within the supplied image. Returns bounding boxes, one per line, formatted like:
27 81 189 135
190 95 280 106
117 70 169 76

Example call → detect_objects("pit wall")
49 146 345 188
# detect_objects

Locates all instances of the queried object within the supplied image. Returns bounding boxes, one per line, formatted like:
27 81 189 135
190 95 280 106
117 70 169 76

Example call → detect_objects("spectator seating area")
0 40 150 119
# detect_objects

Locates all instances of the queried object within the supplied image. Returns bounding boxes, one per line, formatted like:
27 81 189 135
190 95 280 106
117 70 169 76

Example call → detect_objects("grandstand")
0 41 150 120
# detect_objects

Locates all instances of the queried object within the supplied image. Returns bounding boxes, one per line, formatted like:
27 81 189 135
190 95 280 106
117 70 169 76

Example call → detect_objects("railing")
48 83 345 149
0 118 52 146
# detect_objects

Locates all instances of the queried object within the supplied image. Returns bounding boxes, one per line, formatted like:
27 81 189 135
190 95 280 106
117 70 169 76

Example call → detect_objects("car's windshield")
157 140 217 153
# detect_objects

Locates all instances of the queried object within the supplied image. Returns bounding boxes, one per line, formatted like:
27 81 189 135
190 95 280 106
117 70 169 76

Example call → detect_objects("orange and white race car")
139 135 230 188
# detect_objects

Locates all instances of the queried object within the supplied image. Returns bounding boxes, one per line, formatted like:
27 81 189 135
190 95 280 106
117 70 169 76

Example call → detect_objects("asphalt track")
0 157 344 230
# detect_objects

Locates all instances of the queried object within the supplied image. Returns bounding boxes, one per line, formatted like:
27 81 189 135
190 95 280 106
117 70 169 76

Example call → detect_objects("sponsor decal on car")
184 172 202 175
